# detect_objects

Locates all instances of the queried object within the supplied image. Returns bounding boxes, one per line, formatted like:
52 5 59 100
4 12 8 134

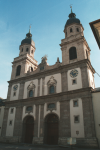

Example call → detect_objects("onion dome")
65 8 80 28
21 29 35 46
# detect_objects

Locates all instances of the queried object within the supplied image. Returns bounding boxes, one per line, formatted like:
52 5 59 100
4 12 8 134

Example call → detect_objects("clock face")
70 69 78 78
13 85 18 91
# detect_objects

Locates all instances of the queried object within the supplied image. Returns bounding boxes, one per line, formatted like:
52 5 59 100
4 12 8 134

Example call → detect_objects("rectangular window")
13 92 16 96
9 120 13 126
73 100 78 107
10 108 14 114
72 79 77 85
0 108 1 114
74 115 79 123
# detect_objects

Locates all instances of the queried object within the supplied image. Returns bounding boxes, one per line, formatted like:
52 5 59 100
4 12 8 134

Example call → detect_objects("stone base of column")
58 137 98 148
32 137 43 145
0 136 21 143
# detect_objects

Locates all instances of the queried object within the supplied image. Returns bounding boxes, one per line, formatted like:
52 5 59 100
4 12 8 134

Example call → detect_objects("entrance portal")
23 116 34 143
44 114 59 145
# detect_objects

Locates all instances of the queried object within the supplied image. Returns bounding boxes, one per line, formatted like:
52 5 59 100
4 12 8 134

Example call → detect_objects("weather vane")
70 4 73 13
29 24 32 33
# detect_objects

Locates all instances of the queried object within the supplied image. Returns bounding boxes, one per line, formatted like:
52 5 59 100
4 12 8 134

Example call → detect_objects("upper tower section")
60 8 91 65
19 29 36 58
11 30 38 80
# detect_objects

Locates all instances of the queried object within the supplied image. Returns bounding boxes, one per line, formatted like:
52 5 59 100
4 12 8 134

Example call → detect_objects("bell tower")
11 29 38 80
60 8 91 65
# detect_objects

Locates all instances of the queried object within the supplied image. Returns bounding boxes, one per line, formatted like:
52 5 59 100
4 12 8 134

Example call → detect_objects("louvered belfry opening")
16 65 21 76
69 47 77 60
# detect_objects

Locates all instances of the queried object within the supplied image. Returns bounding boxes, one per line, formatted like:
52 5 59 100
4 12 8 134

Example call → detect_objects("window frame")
10 108 14 114
72 78 77 85
69 47 77 60
74 115 80 123
9 120 13 126
73 99 78 107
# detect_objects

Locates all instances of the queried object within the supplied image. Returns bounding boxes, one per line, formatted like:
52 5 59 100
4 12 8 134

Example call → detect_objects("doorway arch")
23 116 34 143
44 114 59 145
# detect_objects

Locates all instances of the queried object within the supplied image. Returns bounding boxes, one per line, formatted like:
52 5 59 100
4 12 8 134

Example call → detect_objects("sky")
0 0 100 99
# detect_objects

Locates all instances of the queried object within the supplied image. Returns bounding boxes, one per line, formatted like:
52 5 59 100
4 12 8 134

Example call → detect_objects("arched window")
70 28 73 32
29 90 33 97
76 28 79 32
69 47 77 60
21 48 23 52
49 85 54 94
31 67 33 72
26 48 28 52
16 65 21 76
31 50 33 54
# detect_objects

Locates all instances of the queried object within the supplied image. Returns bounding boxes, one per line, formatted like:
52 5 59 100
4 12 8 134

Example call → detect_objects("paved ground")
0 143 99 150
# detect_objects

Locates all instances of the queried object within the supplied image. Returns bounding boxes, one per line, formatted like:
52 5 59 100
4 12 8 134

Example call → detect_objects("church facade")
0 10 98 148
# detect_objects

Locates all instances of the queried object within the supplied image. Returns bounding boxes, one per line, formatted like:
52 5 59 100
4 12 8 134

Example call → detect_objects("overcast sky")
0 0 100 99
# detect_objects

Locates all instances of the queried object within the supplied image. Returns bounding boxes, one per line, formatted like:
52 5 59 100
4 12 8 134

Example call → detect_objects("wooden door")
47 114 58 145
25 116 34 143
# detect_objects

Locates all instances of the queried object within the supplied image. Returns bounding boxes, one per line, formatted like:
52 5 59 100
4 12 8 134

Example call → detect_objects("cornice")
8 59 95 84
5 87 92 106
60 36 84 47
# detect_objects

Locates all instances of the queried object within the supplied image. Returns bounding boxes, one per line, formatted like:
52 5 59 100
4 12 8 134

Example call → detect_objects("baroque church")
0 9 98 148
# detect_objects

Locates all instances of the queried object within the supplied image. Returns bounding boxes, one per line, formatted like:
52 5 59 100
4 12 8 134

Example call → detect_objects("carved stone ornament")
47 76 57 87
27 81 35 90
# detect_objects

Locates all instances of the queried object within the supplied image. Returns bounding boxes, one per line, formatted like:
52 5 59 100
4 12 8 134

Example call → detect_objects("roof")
89 19 100 49
65 9 81 28
92 87 100 93
21 30 35 47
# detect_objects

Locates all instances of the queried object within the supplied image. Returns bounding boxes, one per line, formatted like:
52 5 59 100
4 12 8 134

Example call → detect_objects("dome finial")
70 4 73 13
29 24 32 33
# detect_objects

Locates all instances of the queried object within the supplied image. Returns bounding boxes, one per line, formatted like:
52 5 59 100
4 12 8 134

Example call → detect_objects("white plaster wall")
88 69 95 89
23 79 38 99
70 98 84 138
44 73 61 95
22 105 36 121
68 68 82 91
0 106 5 136
6 107 16 136
10 83 20 101
92 92 100 148
40 78 42 96
44 102 60 119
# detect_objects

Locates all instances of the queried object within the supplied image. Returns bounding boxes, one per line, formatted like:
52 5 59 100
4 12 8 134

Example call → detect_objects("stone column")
1 107 9 136
13 106 23 142
82 96 96 137
18 81 25 99
7 83 12 101
80 66 89 88
42 77 45 96
37 78 40 96
61 71 68 92
59 100 71 145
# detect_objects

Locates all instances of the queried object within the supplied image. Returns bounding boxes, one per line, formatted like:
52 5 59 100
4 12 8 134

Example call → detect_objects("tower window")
49 85 54 94
9 120 13 126
66 32 67 36
21 48 23 52
73 100 78 107
76 28 79 32
29 90 33 97
26 48 28 52
10 108 14 114
16 65 21 76
31 50 33 54
70 28 73 32
72 79 77 84
13 92 16 96
69 47 77 60
31 67 33 72
74 115 79 123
